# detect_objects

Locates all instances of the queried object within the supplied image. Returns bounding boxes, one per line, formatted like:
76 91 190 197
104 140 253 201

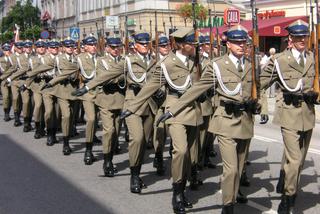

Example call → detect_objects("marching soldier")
27 40 60 146
121 27 202 213
152 34 170 176
157 25 260 214
6 41 25 127
74 36 99 165
25 39 47 139
41 39 79 155
0 43 13 122
72 36 125 176
260 20 318 214
198 34 216 169
122 31 158 193
7 40 34 132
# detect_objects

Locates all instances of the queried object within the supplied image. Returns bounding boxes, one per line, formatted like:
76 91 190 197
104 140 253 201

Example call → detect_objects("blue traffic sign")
40 30 50 39
70 27 80 40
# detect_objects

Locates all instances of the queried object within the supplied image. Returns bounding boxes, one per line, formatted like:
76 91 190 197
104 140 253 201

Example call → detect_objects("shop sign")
224 8 240 26
258 10 285 19
274 26 281 35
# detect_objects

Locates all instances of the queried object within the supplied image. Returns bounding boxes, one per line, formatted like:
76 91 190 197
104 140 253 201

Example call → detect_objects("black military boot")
240 171 250 187
278 195 291 214
189 164 203 190
84 143 95 165
276 169 285 194
153 152 165 176
288 194 296 209
181 180 193 208
23 117 32 132
14 112 22 127
203 147 216 169
221 203 234 214
46 129 55 146
4 108 11 121
236 190 248 204
34 122 42 139
172 182 186 214
103 153 116 177
62 137 72 155
130 166 142 193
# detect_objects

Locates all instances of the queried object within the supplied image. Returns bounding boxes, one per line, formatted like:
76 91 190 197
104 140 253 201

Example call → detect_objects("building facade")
38 0 232 40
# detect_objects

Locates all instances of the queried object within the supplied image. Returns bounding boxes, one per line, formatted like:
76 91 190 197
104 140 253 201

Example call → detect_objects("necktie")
143 56 148 66
299 53 304 68
237 60 243 73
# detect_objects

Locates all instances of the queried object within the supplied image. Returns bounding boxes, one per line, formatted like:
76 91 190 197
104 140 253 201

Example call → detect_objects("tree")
0 0 41 42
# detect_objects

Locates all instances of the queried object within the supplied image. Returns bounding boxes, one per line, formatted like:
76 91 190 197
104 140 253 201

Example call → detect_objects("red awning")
201 16 309 37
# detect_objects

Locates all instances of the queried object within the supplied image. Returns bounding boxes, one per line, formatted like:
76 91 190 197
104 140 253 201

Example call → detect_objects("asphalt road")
0 100 319 214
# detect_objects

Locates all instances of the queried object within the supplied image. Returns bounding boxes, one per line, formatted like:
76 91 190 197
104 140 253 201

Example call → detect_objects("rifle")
314 0 320 95
124 15 129 55
192 0 201 80
154 11 159 61
215 16 221 57
309 0 315 51
250 0 260 100
208 9 214 60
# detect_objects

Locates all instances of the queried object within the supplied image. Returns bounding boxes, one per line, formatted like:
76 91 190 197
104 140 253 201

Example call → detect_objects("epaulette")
273 51 285 60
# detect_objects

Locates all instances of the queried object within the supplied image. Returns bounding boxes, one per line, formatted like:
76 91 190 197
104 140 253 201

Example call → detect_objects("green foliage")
176 2 208 22
0 0 41 43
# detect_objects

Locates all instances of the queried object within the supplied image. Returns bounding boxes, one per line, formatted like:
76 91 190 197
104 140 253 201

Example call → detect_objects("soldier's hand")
260 114 269 124
156 112 173 127
40 83 52 90
5 78 11 86
71 87 88 96
19 84 27 92
120 110 133 120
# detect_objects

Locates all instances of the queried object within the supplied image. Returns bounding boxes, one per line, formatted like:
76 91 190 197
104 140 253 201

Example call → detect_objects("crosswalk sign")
70 27 80 40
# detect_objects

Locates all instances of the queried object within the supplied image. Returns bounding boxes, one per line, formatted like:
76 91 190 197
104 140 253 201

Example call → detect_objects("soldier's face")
159 44 170 56
290 35 308 52
49 47 59 55
182 43 195 57
106 45 121 57
85 44 97 54
201 44 210 54
24 47 32 54
15 47 23 54
36 46 46 55
135 42 149 55
226 40 246 58
64 46 74 55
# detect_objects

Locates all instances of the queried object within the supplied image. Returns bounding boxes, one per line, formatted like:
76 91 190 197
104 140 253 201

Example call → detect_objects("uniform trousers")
32 91 43 122
82 100 96 143
99 107 121 154
57 98 71 137
126 113 154 167
153 107 166 154
11 81 22 113
169 124 197 183
1 82 11 110
43 93 57 130
217 134 250 205
281 127 312 196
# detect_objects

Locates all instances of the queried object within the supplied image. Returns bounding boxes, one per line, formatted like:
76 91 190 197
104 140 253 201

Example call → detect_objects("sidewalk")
267 97 320 123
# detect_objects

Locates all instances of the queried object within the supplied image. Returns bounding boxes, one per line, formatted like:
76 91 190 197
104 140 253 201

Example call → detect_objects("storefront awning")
201 16 309 37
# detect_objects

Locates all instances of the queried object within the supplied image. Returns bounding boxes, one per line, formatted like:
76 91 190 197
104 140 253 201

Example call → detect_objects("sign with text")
224 8 240 26
106 16 119 29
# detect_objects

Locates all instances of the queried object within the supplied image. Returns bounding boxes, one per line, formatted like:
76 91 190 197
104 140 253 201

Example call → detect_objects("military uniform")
28 40 60 146
260 20 318 213
123 31 158 194
7 42 25 126
161 26 258 213
123 28 202 213
44 39 79 155
25 40 47 139
0 43 14 121
79 37 126 176
8 41 34 132
75 36 99 165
